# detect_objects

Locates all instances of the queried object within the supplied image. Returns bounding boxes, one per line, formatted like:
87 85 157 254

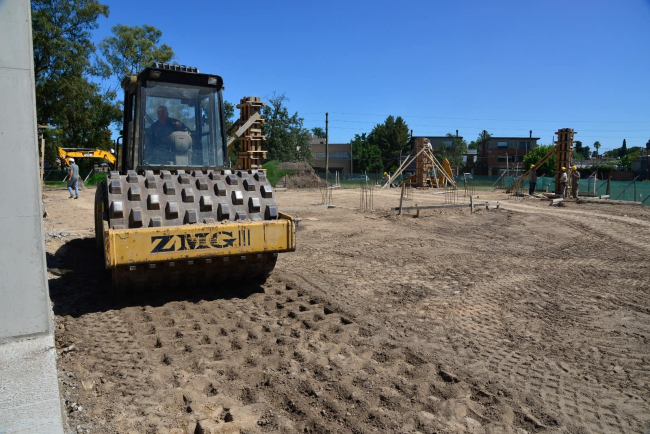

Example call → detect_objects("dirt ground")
44 186 650 433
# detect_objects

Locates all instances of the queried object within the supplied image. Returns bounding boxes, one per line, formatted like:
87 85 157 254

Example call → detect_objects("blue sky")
92 0 650 152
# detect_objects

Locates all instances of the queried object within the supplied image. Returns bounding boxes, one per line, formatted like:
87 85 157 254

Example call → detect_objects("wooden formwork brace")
423 148 455 188
383 140 456 189
507 131 574 194
227 96 266 171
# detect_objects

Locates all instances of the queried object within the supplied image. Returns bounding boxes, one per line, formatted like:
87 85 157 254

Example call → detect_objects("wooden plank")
392 204 471 211
577 198 641 206
424 149 456 187
383 150 422 188
507 143 559 192
398 183 405 216
227 111 262 156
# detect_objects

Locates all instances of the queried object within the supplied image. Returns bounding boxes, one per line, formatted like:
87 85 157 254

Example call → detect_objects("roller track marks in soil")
58 275 530 433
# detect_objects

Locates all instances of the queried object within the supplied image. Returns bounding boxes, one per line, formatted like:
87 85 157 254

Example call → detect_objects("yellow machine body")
102 215 295 269
58 147 116 167
437 158 453 186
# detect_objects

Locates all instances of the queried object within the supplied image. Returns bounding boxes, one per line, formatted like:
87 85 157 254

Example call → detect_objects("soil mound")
277 162 312 171
277 162 324 188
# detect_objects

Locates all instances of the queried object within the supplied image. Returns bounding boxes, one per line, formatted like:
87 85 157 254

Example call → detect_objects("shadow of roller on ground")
46 237 265 318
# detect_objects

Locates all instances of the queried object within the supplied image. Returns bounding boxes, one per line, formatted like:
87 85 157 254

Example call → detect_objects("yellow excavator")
95 63 295 290
57 147 116 167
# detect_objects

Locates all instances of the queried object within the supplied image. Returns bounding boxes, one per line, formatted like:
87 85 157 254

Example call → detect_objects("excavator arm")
58 147 116 167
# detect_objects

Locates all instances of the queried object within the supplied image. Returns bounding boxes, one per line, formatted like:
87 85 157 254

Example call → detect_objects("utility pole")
37 125 53 185
325 112 329 183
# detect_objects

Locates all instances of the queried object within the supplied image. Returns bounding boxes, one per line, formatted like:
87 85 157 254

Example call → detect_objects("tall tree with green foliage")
350 133 382 173
32 0 119 165
32 0 108 88
367 116 410 172
619 139 627 157
262 92 312 162
523 144 557 177
311 127 326 138
98 24 175 84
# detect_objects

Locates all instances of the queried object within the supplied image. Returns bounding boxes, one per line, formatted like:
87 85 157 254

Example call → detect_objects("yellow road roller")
94 63 295 290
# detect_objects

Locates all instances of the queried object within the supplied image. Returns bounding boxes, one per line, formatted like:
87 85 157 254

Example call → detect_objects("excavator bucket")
437 158 454 187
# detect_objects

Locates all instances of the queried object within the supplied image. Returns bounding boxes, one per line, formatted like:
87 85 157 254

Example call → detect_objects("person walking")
67 158 80 199
570 165 580 199
528 164 537 195
559 167 568 198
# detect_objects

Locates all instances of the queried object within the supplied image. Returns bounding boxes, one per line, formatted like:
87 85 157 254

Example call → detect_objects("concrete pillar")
0 0 51 341
0 0 64 431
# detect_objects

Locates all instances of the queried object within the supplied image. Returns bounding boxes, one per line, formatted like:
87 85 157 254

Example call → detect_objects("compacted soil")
43 186 650 433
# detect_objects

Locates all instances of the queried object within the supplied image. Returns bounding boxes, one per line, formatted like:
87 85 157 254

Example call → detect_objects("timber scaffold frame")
227 96 267 171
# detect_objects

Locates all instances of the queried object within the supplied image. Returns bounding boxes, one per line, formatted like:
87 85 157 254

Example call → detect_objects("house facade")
479 136 539 175
309 138 352 174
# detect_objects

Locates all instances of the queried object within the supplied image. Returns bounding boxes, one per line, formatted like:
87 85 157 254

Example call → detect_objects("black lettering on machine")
150 229 245 253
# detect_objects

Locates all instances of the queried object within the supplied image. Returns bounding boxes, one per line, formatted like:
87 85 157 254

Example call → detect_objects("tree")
476 130 491 165
262 92 312 162
311 127 326 138
468 140 480 150
366 116 410 172
32 0 118 165
619 139 627 158
603 149 619 158
442 133 468 168
574 141 591 160
621 150 641 170
98 24 174 84
593 141 601 157
33 0 108 89
350 133 382 173
646 139 650 154
523 144 557 177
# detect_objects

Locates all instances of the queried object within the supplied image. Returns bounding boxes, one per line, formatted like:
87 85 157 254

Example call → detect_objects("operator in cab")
146 106 188 163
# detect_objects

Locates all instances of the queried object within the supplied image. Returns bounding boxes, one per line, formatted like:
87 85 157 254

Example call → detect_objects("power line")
300 111 650 124
303 118 650 133
310 125 648 139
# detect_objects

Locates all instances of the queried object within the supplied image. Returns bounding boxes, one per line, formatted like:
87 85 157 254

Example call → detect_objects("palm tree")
593 141 601 158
